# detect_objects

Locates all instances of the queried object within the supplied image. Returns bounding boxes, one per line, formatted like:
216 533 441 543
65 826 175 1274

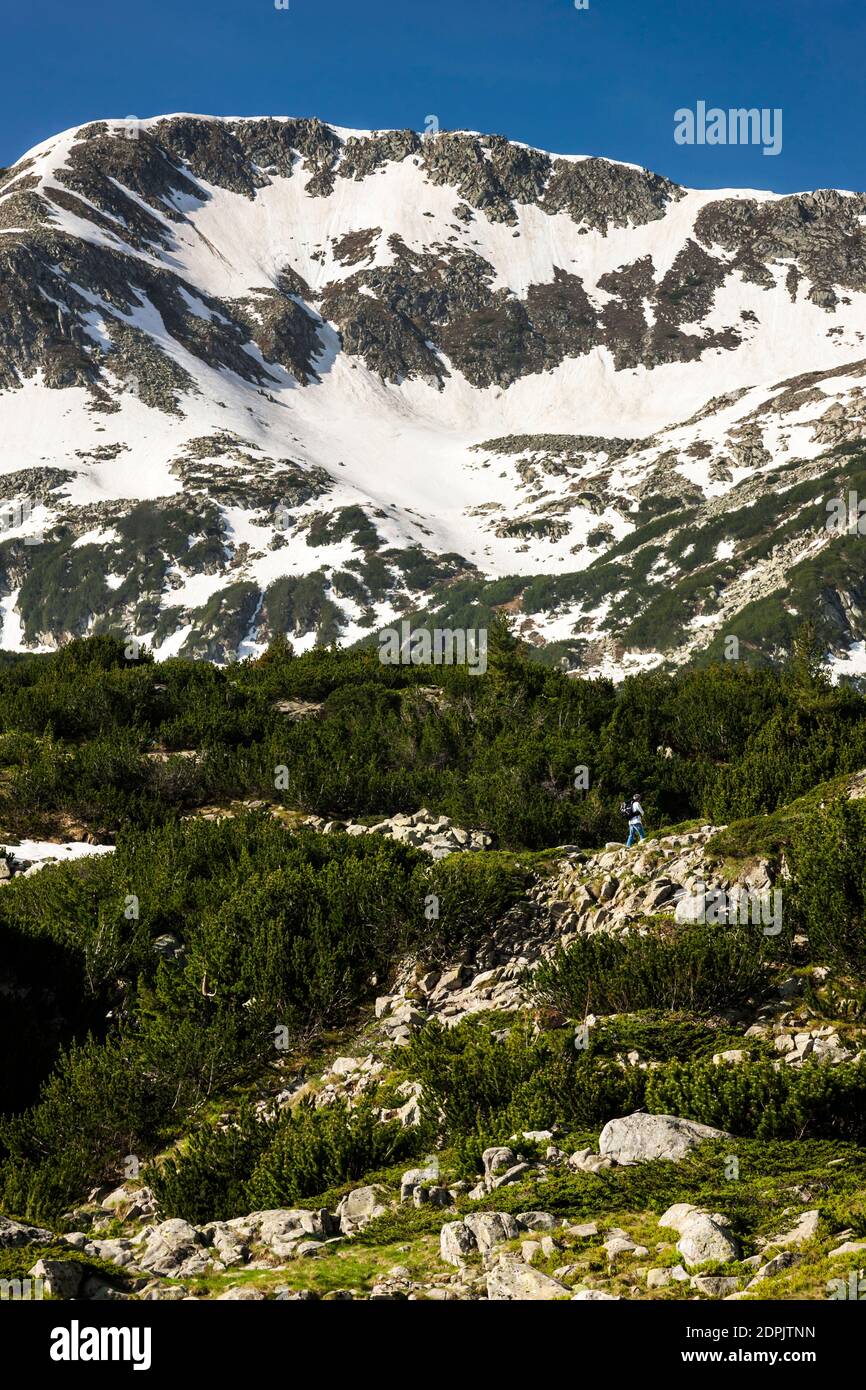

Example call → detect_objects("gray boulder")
28 1258 84 1299
440 1220 476 1266
138 1219 210 1277
599 1112 728 1164
486 1258 569 1301
463 1211 522 1254
677 1213 741 1267
0 1215 55 1248
336 1185 389 1234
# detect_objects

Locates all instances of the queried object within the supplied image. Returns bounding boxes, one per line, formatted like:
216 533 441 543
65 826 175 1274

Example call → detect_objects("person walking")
625 793 646 848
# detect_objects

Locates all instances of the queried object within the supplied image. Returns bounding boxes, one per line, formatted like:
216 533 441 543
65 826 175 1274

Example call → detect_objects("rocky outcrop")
300 807 493 859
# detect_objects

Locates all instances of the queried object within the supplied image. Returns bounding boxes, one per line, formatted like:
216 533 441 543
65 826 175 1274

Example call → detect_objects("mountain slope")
2 115 866 669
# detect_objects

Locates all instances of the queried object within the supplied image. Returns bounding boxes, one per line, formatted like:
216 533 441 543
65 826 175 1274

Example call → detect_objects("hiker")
623 793 646 848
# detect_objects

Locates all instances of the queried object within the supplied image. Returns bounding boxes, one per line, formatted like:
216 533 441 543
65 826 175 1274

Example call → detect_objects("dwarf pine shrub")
532 925 769 1017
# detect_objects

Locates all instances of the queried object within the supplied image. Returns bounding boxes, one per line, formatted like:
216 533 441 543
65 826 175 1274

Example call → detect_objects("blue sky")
2 0 862 192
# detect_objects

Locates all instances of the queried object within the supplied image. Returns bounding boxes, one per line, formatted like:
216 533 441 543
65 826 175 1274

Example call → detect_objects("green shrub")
532 925 770 1017
414 854 532 963
245 1102 423 1212
646 1057 866 1142
789 798 866 970
148 1103 275 1224
408 1019 645 1161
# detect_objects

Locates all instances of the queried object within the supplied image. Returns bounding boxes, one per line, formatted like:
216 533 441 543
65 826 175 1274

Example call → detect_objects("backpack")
619 801 631 818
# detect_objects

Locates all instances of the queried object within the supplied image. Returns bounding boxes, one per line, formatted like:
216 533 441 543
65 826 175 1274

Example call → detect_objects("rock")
572 1289 623 1300
516 1212 557 1232
647 1267 672 1288
482 1146 516 1178
28 1258 84 1299
658 1203 700 1232
400 1164 440 1202
225 1208 334 1247
329 1057 362 1076
152 933 182 959
486 1259 569 1301
677 1214 741 1267
138 1219 209 1277
599 1112 728 1164
0 1215 55 1248
440 1221 476 1266
765 1210 820 1248
414 1185 452 1210
604 1235 638 1260
83 1238 139 1269
217 1285 267 1300
395 1096 422 1127
691 1275 741 1298
433 966 471 995
336 1186 389 1235
564 1222 599 1239
521 1240 542 1264
644 882 676 910
828 1240 866 1258
80 1276 130 1300
569 1149 613 1173
747 1251 800 1286
675 894 706 924
490 1162 530 1189
463 1211 522 1254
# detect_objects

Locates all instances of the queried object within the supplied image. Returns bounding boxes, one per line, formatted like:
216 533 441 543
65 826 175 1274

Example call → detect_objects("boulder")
0 1215 55 1248
481 1146 516 1178
747 1251 800 1287
599 1112 728 1164
440 1221 476 1266
677 1214 741 1267
516 1212 557 1232
400 1164 440 1202
336 1186 389 1235
463 1211 521 1254
691 1275 741 1298
658 1203 700 1233
764 1210 820 1248
486 1258 569 1301
139 1220 211 1277
28 1258 84 1299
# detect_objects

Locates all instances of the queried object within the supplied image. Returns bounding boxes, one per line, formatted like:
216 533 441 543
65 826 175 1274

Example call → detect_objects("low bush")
789 798 866 971
532 925 770 1017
